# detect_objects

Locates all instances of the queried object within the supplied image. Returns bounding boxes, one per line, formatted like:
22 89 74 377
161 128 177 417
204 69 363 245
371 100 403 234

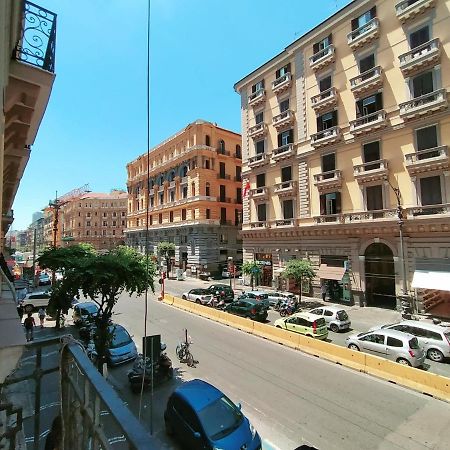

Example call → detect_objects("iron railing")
14 1 57 72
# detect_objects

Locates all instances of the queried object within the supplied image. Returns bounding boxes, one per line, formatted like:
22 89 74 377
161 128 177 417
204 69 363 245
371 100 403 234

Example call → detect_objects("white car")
181 289 212 305
22 291 51 313
308 306 351 332
267 291 296 307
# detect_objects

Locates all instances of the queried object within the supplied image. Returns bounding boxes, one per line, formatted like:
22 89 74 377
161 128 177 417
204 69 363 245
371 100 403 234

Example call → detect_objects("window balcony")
219 197 232 203
353 159 389 184
274 219 296 227
272 72 292 95
180 176 188 185
249 187 269 202
406 203 450 218
271 143 296 162
309 45 335 71
248 89 266 107
216 148 231 156
217 173 231 180
350 66 383 96
273 180 297 197
343 209 398 222
347 18 380 50
311 126 342 148
314 214 343 224
314 170 342 193
169 180 176 188
250 220 271 228
399 89 447 120
395 0 436 23
405 145 449 175
350 110 386 136
248 122 267 139
272 110 295 130
399 38 441 76
311 88 338 113
248 152 269 169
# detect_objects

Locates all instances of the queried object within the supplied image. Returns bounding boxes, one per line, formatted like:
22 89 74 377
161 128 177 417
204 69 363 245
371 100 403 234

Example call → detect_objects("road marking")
262 438 282 450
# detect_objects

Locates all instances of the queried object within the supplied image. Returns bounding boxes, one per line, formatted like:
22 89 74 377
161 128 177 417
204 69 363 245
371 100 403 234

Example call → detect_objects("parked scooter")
206 293 226 310
279 300 301 317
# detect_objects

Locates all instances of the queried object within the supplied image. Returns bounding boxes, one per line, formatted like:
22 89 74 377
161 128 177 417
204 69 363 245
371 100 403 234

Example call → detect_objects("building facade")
235 0 450 315
61 191 127 251
126 120 243 275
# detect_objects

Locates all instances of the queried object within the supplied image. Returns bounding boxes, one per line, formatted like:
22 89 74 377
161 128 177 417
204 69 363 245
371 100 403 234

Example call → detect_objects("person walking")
24 312 35 341
17 301 24 322
321 282 327 302
38 308 46 328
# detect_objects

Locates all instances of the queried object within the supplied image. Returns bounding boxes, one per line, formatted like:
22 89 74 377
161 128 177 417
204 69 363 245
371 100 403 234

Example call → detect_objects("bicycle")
176 329 197 367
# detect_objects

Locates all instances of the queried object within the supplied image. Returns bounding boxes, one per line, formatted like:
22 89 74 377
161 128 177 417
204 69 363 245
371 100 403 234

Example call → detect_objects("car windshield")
336 310 348 320
315 318 326 327
81 304 98 314
444 331 450 343
409 337 420 349
197 396 243 440
109 327 131 348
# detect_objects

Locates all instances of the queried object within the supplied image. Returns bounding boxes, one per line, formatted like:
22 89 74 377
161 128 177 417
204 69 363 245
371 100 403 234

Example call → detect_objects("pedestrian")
38 307 46 328
24 312 35 341
321 282 327 302
17 301 24 322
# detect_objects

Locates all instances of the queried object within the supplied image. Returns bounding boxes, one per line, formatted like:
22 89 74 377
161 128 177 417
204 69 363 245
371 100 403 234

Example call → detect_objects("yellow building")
126 119 243 275
234 0 450 314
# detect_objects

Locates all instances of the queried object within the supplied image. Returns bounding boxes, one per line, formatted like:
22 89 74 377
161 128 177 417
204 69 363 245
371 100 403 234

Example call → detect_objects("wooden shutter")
278 133 283 147
313 42 320 54
317 116 323 132
376 92 383 111
356 99 362 118
351 17 359 31
328 34 332 44
320 195 326 216
332 110 338 127
370 6 376 19
335 192 342 214
286 63 291 73
289 129 294 143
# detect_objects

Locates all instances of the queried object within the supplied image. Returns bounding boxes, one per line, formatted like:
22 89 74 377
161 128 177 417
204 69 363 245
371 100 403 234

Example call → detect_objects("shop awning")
317 264 346 281
411 270 450 292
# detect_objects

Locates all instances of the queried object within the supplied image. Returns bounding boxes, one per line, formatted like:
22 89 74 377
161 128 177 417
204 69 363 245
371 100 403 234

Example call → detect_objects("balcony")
248 89 266 107
250 221 271 228
274 219 296 227
311 126 342 148
273 110 295 130
272 143 296 162
219 197 232 203
405 145 449 175
180 176 188 185
399 38 441 76
272 72 292 95
350 66 383 96
314 214 343 224
314 170 342 193
406 203 450 217
217 173 231 180
248 122 267 139
274 180 297 197
396 0 436 23
309 45 335 71
249 187 269 202
350 110 386 136
216 148 231 157
347 18 380 50
402 89 448 121
311 88 338 113
353 159 389 184
169 180 176 188
248 152 269 169
343 209 398 222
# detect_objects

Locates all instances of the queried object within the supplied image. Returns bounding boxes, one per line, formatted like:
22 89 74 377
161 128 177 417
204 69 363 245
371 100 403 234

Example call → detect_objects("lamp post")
227 256 233 289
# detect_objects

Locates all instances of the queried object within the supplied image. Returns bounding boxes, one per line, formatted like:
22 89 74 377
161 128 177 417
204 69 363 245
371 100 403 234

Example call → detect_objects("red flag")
243 181 250 197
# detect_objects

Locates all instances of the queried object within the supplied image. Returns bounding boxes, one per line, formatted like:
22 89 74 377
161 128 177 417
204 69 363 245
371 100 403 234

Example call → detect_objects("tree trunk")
250 275 254 289
55 309 61 330
298 277 302 304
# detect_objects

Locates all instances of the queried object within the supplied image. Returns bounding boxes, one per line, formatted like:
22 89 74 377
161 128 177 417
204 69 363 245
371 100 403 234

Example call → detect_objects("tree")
282 259 315 302
242 261 262 289
157 241 175 275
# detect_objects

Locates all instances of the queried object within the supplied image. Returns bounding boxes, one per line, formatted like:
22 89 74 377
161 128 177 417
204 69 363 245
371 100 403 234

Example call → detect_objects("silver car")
369 320 450 363
308 306 351 332
181 288 212 305
346 329 425 367
267 291 296 307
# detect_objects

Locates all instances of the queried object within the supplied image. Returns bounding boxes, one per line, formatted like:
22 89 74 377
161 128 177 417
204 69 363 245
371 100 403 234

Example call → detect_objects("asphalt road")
109 289 450 450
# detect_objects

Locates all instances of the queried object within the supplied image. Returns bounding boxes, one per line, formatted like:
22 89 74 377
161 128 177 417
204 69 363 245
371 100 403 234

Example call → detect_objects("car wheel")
165 418 174 436
427 348 444 363
348 344 359 351
24 304 33 313
182 295 187 300
195 299 201 304
397 358 411 366
275 325 282 328
330 323 339 333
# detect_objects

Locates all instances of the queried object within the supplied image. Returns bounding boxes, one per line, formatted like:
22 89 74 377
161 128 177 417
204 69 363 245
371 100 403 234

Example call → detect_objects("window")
218 140 225 153
255 111 264 124
319 75 331 92
205 135 210 146
256 173 266 188
320 192 341 215
192 209 195 219
86 221 91 227
219 162 226 178
416 125 438 150
420 176 442 205
182 209 187 220
159 192 164 204
121 220 125 226
113 212 117 217
313 34 332 56
356 93 382 117
169 190 175 202
281 166 292 182
257 203 267 222
386 336 403 347
278 129 293 147
251 80 264 93
205 182 211 196
410 25 430 49
206 208 211 219
279 98 290 113
112 220 116 226
359 53 375 74
235 166 241 182
412 71 434 98
220 207 227 224
235 209 241 226
102 230 106 236
366 185 383 211
112 230 115 236
205 159 210 169
169 211 174 222
149 216 153 225
86 230 90 236
322 153 336 175
236 188 242 203
276 63 290 79
255 140 265 154
121 211 126 217
191 182 196 196
220 185 226 202
78 222 81 227
235 145 242 158
363 141 381 169
150 197 154 207
317 111 337 131
182 186 188 198
283 199 294 219
159 213 163 224
351 6 376 30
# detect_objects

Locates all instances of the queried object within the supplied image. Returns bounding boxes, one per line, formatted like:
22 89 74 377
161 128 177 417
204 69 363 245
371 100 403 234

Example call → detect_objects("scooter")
279 300 301 317
206 295 226 310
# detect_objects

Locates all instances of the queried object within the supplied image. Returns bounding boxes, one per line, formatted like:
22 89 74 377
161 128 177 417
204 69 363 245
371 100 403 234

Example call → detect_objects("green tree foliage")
242 261 262 289
157 241 175 274
282 259 315 302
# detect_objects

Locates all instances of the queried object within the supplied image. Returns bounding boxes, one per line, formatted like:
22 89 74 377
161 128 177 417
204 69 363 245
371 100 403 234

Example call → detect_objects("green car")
274 312 328 340
224 298 268 322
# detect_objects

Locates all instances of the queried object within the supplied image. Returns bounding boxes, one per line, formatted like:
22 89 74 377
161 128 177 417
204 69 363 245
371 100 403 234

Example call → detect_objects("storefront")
254 253 273 287
317 264 352 304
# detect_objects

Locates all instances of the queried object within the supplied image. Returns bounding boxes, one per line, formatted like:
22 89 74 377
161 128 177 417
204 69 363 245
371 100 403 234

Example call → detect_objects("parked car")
164 379 261 450
206 284 235 302
308 306 351 332
22 291 51 313
346 329 425 367
267 291 296 307
182 288 212 305
274 312 328 340
72 302 99 326
369 320 450 363
224 298 268 322
38 273 51 286
239 290 270 308
106 324 138 366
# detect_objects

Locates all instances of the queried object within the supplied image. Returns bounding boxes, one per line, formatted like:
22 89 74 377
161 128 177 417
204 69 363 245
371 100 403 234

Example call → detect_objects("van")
274 312 328 340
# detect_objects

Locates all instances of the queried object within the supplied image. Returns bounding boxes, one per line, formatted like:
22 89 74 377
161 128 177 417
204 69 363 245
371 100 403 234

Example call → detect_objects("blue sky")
12 0 352 231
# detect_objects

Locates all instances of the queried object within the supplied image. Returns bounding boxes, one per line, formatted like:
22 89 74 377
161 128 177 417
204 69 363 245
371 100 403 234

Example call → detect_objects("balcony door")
366 185 383 211
320 192 341 216
322 153 336 179
317 111 337 132
411 71 434 98
220 185 226 202
283 199 294 220
410 25 430 49
420 176 442 206
356 93 382 118
257 203 267 222
363 141 381 170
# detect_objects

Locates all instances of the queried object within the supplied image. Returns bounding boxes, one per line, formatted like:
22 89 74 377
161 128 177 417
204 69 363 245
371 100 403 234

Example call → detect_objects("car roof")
174 379 222 412
369 329 415 340
311 306 344 313
291 312 325 321
211 284 232 289
75 301 98 309
400 320 450 332
247 290 267 295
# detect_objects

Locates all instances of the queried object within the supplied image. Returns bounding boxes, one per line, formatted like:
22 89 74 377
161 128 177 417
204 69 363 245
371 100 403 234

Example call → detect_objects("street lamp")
227 256 234 289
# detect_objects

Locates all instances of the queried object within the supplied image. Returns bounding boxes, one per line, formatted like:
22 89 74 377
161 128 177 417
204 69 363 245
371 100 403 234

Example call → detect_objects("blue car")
164 379 261 449
106 324 138 366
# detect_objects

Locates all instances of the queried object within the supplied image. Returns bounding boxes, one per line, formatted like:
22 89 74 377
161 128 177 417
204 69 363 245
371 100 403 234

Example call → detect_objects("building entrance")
364 243 396 309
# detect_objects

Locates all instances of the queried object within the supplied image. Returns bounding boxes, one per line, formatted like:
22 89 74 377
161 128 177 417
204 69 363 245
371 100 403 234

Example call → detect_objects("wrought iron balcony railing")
14 1 57 72
350 66 383 94
347 18 379 49
311 87 338 111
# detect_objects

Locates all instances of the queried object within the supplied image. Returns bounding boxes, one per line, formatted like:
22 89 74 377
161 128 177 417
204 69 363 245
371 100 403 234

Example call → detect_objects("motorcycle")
205 294 226 310
279 300 301 317
128 343 173 393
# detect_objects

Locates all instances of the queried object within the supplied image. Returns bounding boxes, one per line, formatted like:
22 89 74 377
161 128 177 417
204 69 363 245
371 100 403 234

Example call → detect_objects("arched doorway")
364 243 396 309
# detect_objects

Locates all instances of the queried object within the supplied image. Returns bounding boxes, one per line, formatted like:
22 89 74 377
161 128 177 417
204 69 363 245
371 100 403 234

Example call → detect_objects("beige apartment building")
126 119 243 275
61 190 127 251
235 0 450 315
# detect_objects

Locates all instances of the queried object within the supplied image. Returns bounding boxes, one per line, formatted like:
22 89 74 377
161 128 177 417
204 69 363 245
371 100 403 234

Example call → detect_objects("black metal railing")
13 1 57 72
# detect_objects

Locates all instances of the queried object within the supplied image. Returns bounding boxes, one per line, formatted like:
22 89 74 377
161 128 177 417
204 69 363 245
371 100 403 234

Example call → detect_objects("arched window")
219 140 225 153
205 135 210 146
205 182 210 196
168 170 175 182
181 166 188 177
235 144 242 158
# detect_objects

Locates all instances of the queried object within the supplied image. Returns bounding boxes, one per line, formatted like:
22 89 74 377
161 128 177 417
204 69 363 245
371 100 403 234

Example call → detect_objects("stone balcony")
271 143 296 162
272 110 295 130
350 110 387 136
399 38 441 76
350 66 383 96
272 72 292 95
405 145 449 175
309 45 335 72
311 88 338 113
343 209 398 222
248 152 269 169
250 220 271 229
353 159 389 184
248 89 266 107
399 89 447 120
311 126 342 148
395 0 436 23
406 203 450 218
180 176 188 185
347 18 380 50
313 170 342 193
314 214 343 224
249 187 269 202
273 219 296 227
273 180 297 197
248 122 267 139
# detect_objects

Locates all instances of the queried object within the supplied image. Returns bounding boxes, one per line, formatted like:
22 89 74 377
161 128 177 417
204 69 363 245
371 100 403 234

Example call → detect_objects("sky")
12 0 353 231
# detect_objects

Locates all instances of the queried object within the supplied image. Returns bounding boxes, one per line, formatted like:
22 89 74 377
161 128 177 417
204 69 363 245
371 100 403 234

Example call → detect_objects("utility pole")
31 228 37 288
